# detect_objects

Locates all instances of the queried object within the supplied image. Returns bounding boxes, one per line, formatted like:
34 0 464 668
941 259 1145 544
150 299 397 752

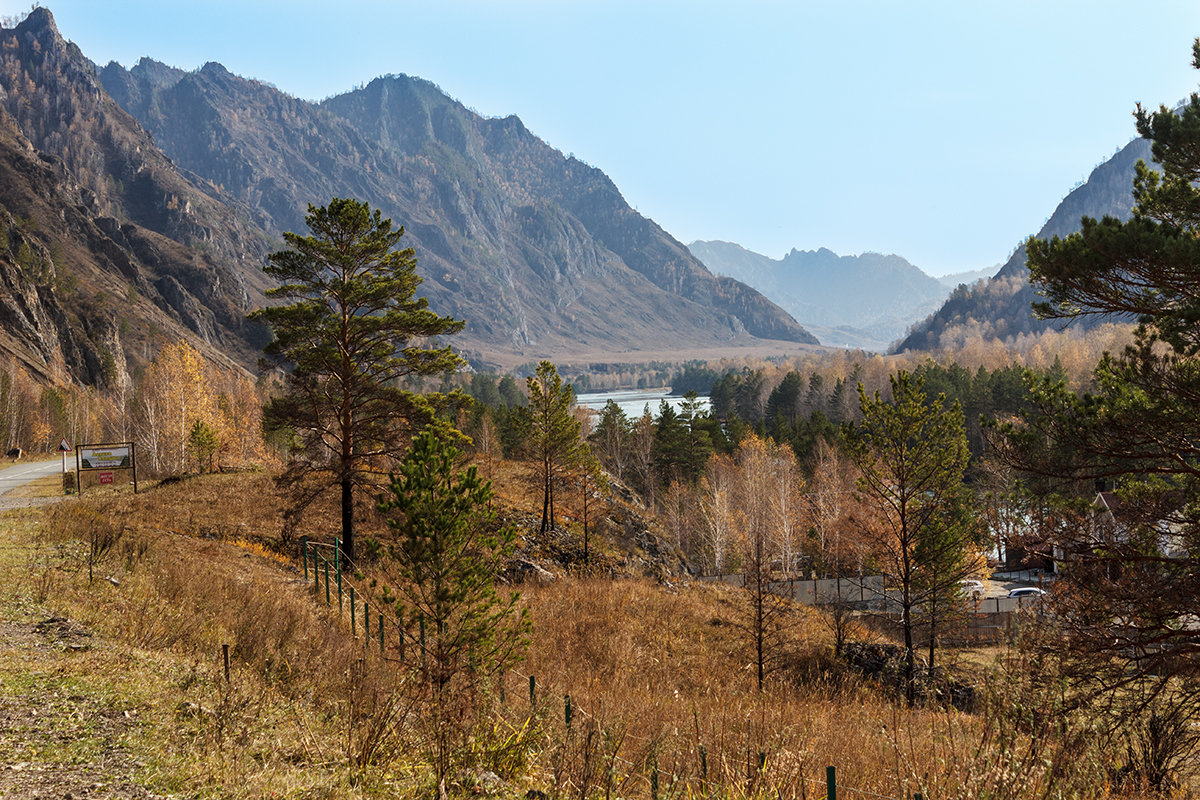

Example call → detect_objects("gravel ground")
0 620 166 800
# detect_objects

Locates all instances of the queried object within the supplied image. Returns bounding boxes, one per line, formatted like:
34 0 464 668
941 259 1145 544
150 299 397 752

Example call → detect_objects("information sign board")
78 444 132 470
75 441 137 496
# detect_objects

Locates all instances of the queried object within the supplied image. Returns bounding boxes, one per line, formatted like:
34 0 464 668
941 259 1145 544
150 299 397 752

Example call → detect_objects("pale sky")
4 1 1199 277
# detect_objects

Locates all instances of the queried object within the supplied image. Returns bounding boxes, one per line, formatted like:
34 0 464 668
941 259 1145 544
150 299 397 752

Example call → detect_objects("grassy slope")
0 470 1120 799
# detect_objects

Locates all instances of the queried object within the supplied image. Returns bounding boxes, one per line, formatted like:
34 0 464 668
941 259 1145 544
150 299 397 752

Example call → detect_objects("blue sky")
5 1 1200 277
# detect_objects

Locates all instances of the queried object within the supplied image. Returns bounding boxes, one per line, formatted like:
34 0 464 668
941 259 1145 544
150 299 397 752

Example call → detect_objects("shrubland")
0 464 1159 799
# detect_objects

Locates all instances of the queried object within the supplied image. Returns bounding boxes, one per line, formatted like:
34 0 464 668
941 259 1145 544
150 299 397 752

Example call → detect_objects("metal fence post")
379 613 384 656
323 558 330 606
827 766 836 800
350 587 356 636
301 536 308 580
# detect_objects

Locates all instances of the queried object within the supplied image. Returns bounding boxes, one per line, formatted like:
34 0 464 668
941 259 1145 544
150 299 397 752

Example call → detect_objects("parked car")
959 579 984 595
1008 587 1046 599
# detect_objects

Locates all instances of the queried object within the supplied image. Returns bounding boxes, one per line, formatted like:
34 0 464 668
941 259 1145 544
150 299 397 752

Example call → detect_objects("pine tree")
526 361 579 534
187 418 220 473
651 400 688 486
997 41 1200 768
378 427 528 787
590 399 630 481
845 371 977 705
250 198 463 563
679 391 716 482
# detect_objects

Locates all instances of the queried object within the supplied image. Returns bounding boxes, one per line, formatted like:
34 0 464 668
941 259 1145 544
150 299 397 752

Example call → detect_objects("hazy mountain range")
687 242 988 351
0 9 815 389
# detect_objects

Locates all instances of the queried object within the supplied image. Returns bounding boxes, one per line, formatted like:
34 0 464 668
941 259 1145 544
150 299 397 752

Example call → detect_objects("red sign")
58 439 71 452
98 472 114 485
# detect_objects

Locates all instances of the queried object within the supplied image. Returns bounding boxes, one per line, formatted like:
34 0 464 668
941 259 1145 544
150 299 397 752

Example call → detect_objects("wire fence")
293 536 934 800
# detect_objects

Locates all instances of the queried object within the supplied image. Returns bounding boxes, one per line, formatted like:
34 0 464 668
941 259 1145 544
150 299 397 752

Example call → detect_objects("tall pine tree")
252 198 463 563
845 371 977 705
526 361 579 535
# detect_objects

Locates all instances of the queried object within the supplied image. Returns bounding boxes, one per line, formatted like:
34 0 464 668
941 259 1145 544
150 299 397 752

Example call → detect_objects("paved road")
0 459 66 509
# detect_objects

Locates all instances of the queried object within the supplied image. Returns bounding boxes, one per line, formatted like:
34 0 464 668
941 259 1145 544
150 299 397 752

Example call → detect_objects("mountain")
0 8 816 389
894 137 1150 353
688 241 949 351
936 266 997 289
97 59 817 363
0 9 273 386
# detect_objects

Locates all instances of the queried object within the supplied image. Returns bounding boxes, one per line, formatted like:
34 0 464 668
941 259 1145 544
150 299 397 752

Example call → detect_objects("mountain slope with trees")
894 137 1151 352
0 7 817 392
0 8 273 387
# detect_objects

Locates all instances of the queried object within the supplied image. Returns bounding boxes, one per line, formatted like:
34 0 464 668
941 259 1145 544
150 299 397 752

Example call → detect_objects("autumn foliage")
1 341 268 475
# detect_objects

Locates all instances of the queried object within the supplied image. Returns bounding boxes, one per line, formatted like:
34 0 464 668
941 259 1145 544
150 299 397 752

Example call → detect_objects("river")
574 389 710 419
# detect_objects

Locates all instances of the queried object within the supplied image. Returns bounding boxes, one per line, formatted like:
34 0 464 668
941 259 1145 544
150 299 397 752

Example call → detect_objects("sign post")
57 438 72 495
76 442 136 495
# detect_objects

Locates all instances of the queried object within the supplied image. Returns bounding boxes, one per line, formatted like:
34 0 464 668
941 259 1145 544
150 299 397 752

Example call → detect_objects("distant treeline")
458 356 1067 506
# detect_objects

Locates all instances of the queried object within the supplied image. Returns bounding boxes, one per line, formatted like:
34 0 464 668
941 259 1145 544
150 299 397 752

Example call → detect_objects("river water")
574 389 710 419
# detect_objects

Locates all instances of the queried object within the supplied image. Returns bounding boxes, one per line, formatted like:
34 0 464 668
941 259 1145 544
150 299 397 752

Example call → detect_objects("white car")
959 579 984 594
1008 587 1046 599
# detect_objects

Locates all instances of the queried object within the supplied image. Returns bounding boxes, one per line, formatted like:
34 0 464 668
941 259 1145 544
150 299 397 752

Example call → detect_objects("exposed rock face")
0 9 273 383
98 66 817 358
894 137 1150 353
0 8 813 382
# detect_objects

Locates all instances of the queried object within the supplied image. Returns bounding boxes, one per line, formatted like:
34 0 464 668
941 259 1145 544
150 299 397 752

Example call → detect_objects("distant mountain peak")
894 135 1151 353
15 6 57 36
129 56 185 88
689 240 949 351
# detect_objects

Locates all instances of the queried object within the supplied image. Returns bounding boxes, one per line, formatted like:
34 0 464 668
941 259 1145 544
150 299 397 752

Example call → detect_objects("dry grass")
0 500 421 798
0 470 1159 799
503 579 1114 800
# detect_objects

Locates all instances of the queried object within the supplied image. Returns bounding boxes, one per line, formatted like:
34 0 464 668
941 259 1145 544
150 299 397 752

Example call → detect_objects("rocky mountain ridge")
0 9 273 385
894 137 1150 352
0 8 816 388
98 56 817 363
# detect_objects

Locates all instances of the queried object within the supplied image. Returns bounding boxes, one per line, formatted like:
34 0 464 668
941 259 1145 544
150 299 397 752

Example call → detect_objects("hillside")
0 8 818 388
0 9 273 385
894 137 1150 352
98 59 817 364
689 241 949 351
937 266 997 289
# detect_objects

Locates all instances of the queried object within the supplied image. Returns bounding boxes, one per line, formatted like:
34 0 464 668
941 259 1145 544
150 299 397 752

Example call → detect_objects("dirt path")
0 619 165 799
